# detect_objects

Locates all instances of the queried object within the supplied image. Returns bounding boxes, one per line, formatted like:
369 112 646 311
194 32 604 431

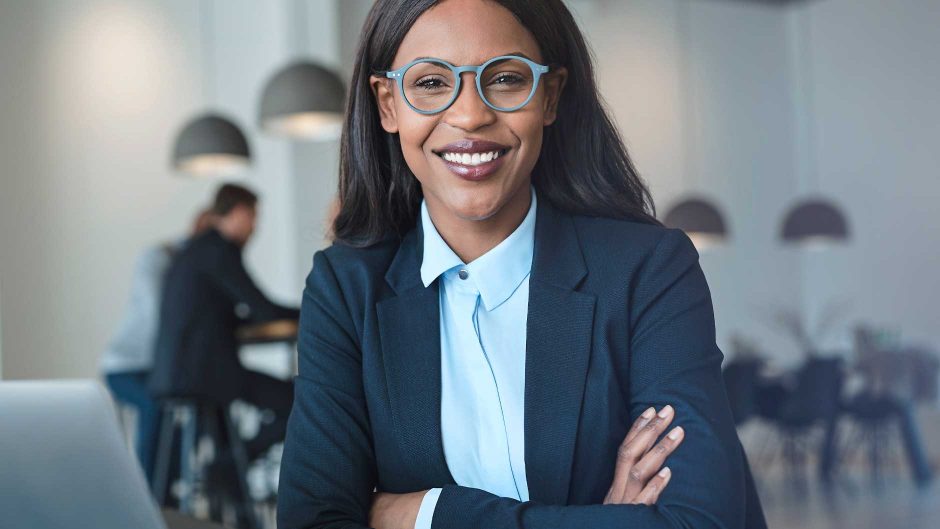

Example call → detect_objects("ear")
369 74 400 133
541 65 568 127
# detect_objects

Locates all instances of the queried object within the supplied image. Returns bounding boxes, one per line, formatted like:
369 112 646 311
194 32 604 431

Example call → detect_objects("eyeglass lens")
402 57 536 113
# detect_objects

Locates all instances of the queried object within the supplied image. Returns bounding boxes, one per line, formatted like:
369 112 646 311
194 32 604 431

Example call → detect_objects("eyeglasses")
381 55 551 115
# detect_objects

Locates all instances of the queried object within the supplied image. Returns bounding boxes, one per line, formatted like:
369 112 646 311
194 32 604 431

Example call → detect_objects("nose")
442 71 497 131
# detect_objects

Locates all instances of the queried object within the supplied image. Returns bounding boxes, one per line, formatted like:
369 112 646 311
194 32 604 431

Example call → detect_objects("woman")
278 1 766 528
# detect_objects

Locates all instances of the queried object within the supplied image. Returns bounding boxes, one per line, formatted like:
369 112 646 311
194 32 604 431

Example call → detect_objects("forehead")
392 0 542 68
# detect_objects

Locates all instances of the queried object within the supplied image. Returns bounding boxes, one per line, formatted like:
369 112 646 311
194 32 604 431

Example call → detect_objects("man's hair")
212 183 257 216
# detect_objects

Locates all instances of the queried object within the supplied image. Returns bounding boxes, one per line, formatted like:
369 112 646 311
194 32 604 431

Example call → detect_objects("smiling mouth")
433 148 511 166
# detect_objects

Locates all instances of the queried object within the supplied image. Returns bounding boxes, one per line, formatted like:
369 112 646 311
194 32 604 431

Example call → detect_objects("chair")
756 357 845 481
818 333 937 487
152 397 260 529
112 399 138 451
722 357 763 426
821 390 934 487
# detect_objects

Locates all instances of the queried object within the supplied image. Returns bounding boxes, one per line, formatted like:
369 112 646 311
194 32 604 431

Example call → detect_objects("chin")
450 197 503 222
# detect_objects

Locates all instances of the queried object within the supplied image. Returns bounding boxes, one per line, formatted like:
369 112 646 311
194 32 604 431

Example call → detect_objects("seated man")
149 183 299 462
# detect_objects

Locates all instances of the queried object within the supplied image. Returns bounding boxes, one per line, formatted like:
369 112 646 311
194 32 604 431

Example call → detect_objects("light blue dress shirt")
99 237 186 374
413 184 536 529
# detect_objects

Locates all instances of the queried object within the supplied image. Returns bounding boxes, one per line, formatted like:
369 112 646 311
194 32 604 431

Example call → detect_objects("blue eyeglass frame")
383 54 551 115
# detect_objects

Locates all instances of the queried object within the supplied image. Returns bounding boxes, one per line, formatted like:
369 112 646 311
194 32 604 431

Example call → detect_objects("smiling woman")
277 1 767 529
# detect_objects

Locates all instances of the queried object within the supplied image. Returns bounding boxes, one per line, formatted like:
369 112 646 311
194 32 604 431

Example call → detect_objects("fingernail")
657 405 673 418
659 467 671 478
642 407 655 419
668 426 683 440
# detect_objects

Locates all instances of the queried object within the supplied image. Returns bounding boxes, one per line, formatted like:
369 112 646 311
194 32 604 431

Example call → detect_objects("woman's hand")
603 404 684 505
369 489 428 529
368 406 682 528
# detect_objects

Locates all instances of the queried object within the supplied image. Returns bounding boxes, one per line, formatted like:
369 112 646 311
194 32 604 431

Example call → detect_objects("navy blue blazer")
277 187 767 529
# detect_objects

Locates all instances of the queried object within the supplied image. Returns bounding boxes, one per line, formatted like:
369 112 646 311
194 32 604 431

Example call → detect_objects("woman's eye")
415 77 448 90
491 73 524 86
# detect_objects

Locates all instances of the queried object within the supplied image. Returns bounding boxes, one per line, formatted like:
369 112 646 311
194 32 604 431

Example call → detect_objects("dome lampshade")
259 61 346 141
171 113 251 177
780 198 850 248
663 197 729 250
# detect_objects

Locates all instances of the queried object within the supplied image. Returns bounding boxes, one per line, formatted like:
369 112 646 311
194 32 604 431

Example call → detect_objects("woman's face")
370 0 567 225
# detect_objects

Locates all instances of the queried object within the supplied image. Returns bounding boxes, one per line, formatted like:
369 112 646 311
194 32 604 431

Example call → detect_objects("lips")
430 139 512 182
432 139 509 166
432 139 511 156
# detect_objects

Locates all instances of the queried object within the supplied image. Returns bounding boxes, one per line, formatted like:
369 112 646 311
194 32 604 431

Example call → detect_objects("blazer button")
458 268 469 280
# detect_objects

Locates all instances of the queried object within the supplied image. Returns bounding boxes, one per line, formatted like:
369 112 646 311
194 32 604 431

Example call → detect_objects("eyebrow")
410 51 536 63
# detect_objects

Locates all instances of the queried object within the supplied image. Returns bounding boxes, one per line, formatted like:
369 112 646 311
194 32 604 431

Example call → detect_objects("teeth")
441 150 503 166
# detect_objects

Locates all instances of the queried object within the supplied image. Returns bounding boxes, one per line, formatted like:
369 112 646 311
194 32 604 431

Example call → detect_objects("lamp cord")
676 0 699 192
199 0 215 105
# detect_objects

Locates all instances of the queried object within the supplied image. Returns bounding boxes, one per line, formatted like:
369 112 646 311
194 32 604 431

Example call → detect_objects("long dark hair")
331 0 661 248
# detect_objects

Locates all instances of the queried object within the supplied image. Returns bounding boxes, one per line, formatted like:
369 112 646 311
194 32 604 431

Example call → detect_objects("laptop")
0 379 167 529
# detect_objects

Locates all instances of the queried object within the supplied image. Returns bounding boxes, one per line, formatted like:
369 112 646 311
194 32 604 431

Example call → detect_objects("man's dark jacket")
149 228 299 403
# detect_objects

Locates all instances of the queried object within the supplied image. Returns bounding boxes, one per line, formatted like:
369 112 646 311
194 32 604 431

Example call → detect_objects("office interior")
0 0 937 528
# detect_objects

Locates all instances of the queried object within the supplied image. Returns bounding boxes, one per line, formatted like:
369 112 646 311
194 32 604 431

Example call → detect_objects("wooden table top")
236 319 299 344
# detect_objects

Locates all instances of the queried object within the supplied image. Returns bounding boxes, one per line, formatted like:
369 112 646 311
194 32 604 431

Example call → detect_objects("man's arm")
211 242 300 322
424 229 746 529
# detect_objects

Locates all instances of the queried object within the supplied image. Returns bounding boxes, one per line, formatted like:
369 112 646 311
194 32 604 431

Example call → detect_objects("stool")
152 398 260 529
112 400 138 452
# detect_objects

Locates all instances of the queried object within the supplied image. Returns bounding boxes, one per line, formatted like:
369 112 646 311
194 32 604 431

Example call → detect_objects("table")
236 319 299 344
237 319 299 375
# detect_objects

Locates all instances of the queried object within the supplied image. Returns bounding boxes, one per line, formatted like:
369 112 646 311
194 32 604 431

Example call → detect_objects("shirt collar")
420 183 537 311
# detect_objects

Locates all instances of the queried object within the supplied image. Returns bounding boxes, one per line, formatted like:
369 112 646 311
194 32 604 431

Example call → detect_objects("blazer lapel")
377 188 596 503
377 214 456 486
524 189 596 505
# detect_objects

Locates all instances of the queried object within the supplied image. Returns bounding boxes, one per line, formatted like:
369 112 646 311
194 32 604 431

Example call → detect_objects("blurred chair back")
722 358 763 425
777 356 844 427
856 345 939 403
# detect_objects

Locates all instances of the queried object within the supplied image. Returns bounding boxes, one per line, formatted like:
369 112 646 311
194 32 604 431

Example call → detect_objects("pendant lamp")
780 8 849 247
257 0 345 141
258 61 345 141
662 0 729 249
664 197 729 250
170 0 251 177
172 114 250 177
781 198 849 247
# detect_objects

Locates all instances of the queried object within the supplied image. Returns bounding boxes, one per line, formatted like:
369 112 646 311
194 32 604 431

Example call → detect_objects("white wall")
573 0 940 361
0 0 339 380
290 0 344 282
3 0 937 379
566 0 805 365
791 0 940 352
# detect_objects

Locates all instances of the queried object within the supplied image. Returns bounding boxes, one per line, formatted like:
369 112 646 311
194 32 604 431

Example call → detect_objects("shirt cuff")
414 487 443 529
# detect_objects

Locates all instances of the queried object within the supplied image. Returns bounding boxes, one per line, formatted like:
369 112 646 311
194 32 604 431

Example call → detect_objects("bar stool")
151 397 260 529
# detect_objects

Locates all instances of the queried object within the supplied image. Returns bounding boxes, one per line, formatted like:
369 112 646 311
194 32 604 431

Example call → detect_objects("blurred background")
0 0 937 528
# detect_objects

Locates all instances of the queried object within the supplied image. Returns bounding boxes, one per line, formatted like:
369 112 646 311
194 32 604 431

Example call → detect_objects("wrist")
402 489 427 529
371 490 429 529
